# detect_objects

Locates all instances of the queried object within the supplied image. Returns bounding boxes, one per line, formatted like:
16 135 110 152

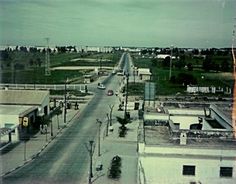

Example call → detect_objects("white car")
97 83 106 90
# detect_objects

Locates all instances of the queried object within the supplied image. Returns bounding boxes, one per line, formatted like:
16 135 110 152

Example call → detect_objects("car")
97 83 106 90
107 90 114 96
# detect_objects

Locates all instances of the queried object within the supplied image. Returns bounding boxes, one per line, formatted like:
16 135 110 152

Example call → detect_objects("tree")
162 56 170 67
176 73 197 86
151 58 158 66
175 60 185 69
202 55 212 71
221 59 230 72
29 59 34 66
116 116 130 137
187 63 193 71
36 58 42 67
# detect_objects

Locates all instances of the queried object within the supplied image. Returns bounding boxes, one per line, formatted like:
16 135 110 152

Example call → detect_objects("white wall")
170 116 199 129
168 109 204 116
139 155 236 184
38 93 50 116
0 114 19 127
0 114 20 143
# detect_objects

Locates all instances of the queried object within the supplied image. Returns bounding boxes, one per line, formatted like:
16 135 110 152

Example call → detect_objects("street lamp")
169 45 174 80
64 77 68 124
85 140 95 184
124 72 129 119
96 119 102 157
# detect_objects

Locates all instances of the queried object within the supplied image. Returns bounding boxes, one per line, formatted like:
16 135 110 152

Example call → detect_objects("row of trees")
140 47 230 57
151 55 232 72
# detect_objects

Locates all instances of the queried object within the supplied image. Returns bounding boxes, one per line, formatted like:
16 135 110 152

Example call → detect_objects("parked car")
107 90 114 96
97 83 106 90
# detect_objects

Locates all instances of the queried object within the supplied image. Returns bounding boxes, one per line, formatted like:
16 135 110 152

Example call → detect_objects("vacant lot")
0 51 122 84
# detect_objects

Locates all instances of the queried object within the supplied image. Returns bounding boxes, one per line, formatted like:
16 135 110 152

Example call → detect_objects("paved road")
1 53 131 184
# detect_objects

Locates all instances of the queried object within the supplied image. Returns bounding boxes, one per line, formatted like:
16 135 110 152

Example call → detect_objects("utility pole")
50 119 53 137
64 77 67 125
96 119 102 156
124 72 129 119
45 37 51 76
85 140 95 184
133 69 135 83
169 45 173 80
106 113 109 136
109 104 114 126
24 140 26 161
99 57 102 72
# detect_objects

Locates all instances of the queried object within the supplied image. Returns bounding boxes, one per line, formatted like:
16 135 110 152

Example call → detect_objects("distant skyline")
0 0 236 48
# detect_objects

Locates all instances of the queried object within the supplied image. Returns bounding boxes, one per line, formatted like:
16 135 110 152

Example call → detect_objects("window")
220 167 233 177
183 165 195 176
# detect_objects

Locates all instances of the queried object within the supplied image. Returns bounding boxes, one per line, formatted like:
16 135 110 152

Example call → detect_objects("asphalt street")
2 54 131 184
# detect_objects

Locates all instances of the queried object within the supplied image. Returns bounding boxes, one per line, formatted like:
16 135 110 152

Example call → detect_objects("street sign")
144 82 155 101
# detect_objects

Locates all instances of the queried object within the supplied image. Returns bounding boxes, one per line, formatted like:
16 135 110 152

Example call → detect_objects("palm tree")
116 116 130 137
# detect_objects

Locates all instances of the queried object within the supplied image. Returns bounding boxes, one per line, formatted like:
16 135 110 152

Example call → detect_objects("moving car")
107 89 114 96
97 83 106 90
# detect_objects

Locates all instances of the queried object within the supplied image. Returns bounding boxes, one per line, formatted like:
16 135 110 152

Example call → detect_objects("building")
0 89 50 116
0 105 38 144
137 68 152 81
138 103 236 184
0 90 50 146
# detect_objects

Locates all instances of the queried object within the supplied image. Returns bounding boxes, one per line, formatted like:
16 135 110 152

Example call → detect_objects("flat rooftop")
143 126 236 149
0 105 37 115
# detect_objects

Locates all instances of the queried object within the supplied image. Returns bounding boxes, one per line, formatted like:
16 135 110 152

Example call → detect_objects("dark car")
107 90 114 96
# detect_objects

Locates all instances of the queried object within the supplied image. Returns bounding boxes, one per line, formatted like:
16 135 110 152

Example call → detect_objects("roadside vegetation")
0 46 122 84
131 47 233 96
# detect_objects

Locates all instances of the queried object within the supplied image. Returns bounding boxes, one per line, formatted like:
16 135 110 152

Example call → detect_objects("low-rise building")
137 68 152 81
138 103 236 184
0 90 50 146
0 105 38 143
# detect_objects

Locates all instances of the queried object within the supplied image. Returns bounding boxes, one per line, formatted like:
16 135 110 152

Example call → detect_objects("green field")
0 51 122 84
131 54 234 96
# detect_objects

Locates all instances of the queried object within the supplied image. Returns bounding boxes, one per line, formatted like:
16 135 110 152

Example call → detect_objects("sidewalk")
0 101 89 177
92 111 139 184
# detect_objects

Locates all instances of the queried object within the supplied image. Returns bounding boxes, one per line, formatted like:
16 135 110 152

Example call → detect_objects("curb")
0 112 77 178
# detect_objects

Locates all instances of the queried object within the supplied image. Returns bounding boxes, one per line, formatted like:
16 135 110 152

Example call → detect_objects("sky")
0 0 236 48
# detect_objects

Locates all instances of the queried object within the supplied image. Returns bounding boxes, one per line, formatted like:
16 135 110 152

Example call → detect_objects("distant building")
137 68 152 81
187 85 231 94
138 103 236 184
83 74 96 84
157 54 176 59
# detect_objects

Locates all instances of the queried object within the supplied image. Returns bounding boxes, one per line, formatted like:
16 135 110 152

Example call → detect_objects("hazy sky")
0 0 236 48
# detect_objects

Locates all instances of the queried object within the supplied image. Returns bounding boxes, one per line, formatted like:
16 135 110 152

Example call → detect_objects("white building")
138 68 152 81
0 90 50 146
138 104 236 184
0 89 50 116
0 105 38 143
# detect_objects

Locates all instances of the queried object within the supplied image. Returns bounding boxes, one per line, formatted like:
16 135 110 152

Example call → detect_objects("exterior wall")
0 114 19 127
1 127 19 143
139 74 151 81
138 144 236 184
168 109 204 116
144 113 169 121
170 116 199 129
210 105 232 130
38 93 50 116
139 155 236 184
0 114 20 142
